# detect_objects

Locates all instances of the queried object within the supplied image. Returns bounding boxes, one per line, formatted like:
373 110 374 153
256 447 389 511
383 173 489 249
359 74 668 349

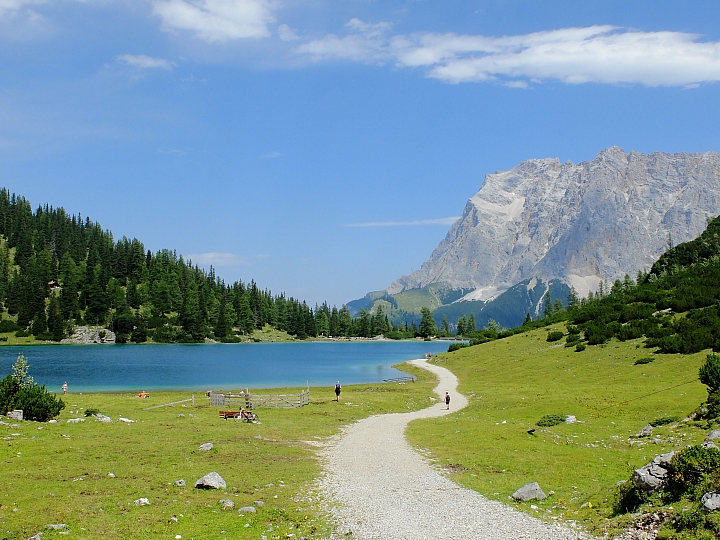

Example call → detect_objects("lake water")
0 341 453 393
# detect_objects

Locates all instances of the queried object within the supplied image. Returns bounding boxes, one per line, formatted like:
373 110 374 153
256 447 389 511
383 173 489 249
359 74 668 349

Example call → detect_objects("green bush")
634 357 654 365
700 353 720 393
546 330 564 342
0 319 20 333
0 355 65 421
84 408 101 417
13 384 65 421
650 416 680 427
536 414 566 427
575 343 586 352
14 330 30 338
448 343 470 352
671 445 720 492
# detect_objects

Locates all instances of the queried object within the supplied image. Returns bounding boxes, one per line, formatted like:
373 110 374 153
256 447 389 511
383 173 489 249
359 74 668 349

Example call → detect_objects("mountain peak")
387 147 720 301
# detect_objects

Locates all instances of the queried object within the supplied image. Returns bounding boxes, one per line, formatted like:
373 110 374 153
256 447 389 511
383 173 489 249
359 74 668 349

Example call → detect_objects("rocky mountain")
352 147 720 329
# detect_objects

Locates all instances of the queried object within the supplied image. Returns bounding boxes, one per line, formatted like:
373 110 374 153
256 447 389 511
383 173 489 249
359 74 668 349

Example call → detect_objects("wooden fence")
209 389 310 409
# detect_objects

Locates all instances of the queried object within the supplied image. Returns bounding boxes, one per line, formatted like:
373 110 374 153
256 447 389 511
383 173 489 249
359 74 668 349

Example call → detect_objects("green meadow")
1 324 713 539
408 323 709 536
0 364 436 540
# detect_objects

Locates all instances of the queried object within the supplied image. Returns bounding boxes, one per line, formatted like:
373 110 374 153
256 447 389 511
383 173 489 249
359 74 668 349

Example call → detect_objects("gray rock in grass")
199 442 214 451
636 424 653 438
702 493 720 512
512 482 546 501
238 506 256 514
194 472 226 490
706 430 720 441
174 479 186 487
219 499 235 510
44 524 66 530
134 498 150 506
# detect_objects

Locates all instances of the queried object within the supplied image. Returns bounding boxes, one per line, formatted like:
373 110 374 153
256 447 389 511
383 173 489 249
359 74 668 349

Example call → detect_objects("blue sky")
2 0 720 307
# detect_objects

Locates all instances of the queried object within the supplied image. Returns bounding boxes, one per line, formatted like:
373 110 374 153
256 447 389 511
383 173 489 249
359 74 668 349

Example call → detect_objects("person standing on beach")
445 391 450 410
62 382 68 395
334 381 341 402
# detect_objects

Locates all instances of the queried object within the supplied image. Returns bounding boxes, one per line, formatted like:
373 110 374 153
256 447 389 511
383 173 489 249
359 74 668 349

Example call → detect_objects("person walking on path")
445 391 450 409
334 381 341 402
62 381 68 395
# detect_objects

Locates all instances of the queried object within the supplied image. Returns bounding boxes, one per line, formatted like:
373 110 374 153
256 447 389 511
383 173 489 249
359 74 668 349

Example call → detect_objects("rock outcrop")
388 147 720 300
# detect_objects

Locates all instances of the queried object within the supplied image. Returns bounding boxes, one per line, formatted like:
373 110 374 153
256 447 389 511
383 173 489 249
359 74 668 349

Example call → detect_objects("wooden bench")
218 410 241 420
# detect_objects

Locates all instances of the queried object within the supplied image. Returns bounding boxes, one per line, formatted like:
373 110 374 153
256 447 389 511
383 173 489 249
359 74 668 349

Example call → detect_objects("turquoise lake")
0 341 453 393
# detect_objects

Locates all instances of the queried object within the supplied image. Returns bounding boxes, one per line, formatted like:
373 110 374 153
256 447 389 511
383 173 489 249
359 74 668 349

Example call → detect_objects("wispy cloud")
344 216 460 227
296 23 720 87
152 0 274 43
0 0 44 18
260 151 280 159
185 252 268 266
116 54 175 70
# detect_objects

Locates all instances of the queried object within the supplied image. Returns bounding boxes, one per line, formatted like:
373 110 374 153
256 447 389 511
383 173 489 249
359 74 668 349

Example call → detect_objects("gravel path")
319 358 589 539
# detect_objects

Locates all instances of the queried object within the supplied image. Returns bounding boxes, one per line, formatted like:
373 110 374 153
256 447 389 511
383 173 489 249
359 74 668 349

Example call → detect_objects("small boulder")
706 430 720 441
199 442 214 451
632 452 676 494
44 524 66 530
254 500 265 507
565 415 577 424
93 414 112 423
108 472 116 478
7 410 22 421
67 418 84 423
238 506 256 514
512 482 546 501
194 472 226 490
118 417 135 423
134 498 150 506
219 499 235 510
702 493 720 512
636 424 653 438
174 479 186 487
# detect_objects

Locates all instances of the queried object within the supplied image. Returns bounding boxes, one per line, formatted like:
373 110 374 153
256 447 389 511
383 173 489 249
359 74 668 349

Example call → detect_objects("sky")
2 0 720 308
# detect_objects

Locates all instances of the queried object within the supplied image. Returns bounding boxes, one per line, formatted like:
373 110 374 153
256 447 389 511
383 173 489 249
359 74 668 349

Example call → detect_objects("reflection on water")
0 341 453 392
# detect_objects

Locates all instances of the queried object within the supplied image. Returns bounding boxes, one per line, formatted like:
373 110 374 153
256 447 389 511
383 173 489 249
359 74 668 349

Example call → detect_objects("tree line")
0 189 479 343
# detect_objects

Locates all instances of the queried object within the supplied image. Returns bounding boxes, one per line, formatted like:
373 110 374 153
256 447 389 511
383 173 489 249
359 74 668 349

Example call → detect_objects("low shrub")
634 357 654 365
0 319 20 333
650 416 680 427
575 343 586 352
536 414 566 427
546 330 564 342
448 343 469 353
14 330 30 338
0 355 65 421
84 408 101 417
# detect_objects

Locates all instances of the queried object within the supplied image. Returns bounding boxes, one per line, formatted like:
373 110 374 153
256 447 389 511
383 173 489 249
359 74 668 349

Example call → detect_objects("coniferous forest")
0 189 410 343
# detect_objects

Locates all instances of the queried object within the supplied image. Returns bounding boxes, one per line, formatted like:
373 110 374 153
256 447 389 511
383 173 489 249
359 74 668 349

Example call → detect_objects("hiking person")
62 381 68 395
334 381 341 402
445 391 450 410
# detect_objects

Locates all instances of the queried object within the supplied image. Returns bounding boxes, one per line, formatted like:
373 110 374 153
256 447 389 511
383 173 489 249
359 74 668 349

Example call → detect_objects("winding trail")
319 359 587 539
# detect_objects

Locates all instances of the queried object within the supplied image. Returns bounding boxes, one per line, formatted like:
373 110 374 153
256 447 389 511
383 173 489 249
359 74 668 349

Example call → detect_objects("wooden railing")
209 389 310 409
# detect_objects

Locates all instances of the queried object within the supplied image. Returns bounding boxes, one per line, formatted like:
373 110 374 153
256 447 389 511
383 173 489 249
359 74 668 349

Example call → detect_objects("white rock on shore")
61 326 116 345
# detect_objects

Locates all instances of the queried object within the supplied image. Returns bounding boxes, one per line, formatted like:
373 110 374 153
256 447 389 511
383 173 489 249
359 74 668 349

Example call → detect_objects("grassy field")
407 323 709 536
0 363 436 540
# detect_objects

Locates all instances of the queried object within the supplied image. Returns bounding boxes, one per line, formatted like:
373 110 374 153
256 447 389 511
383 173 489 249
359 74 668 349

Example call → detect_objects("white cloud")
296 22 720 87
344 217 460 227
260 151 280 158
277 23 298 42
185 252 268 266
116 54 175 70
152 0 274 42
185 252 240 266
0 0 44 18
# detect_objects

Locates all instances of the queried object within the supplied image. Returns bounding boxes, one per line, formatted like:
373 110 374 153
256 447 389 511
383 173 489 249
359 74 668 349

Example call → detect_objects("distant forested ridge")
0 189 407 343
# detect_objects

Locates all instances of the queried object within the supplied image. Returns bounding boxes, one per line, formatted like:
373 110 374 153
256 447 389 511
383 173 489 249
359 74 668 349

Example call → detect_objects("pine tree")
418 307 437 338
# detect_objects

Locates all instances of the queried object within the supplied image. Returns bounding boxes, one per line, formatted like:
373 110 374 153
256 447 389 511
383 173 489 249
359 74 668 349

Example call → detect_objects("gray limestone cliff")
387 147 720 300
